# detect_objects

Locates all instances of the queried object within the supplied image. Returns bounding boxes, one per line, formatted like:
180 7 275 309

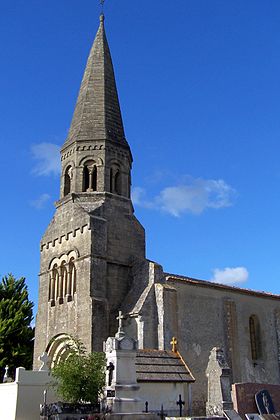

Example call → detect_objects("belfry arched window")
110 166 122 195
64 166 72 196
249 315 262 361
49 254 77 306
83 161 97 192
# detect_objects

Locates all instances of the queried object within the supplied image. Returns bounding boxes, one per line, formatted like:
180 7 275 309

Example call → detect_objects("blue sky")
1 0 280 315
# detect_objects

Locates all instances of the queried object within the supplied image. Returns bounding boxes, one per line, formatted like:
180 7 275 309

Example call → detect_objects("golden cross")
170 336 178 353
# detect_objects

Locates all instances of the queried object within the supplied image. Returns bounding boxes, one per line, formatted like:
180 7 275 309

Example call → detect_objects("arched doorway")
45 334 78 368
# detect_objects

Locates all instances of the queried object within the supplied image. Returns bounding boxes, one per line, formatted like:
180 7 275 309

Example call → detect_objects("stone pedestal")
104 328 143 414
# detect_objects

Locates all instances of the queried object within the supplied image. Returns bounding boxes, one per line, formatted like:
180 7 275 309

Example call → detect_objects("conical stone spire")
64 14 126 147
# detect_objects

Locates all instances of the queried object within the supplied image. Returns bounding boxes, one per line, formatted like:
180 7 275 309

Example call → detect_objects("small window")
52 266 59 301
249 315 262 360
83 166 90 191
69 259 76 295
48 274 52 301
110 167 122 195
64 166 72 196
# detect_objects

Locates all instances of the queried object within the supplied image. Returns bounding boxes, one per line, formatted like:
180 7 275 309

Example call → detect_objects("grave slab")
245 414 262 420
232 383 280 420
224 409 243 420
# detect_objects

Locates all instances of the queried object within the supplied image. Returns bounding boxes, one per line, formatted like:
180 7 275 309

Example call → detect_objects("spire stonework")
33 15 146 369
60 14 132 199
64 14 126 147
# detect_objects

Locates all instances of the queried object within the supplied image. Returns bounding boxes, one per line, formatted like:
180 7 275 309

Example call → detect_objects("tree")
51 339 106 404
0 274 34 381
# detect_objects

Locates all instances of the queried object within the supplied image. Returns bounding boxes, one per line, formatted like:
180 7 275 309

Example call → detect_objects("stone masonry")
33 15 146 367
33 12 280 416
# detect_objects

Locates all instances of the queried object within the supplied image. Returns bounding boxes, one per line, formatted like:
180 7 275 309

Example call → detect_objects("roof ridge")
166 273 280 299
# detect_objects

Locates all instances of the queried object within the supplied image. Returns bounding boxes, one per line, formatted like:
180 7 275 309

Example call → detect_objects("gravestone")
206 347 233 416
3 365 13 383
224 409 243 420
258 416 280 420
245 414 262 420
104 311 142 414
255 390 275 415
38 352 49 372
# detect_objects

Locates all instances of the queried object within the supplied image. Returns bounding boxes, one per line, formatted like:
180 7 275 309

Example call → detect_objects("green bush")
51 339 106 404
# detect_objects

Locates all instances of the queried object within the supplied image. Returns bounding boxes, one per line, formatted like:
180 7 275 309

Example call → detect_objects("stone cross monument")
103 313 142 414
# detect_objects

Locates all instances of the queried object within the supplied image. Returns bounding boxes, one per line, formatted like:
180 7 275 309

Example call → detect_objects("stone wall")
166 277 280 415
0 368 56 420
34 191 146 368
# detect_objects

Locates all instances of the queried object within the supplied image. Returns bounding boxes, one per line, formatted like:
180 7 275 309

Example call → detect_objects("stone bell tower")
33 14 146 368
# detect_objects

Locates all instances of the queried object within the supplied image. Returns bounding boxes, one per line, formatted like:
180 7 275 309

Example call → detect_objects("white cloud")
131 187 145 205
30 193 51 209
132 176 236 217
31 143 60 176
211 267 249 285
131 187 154 209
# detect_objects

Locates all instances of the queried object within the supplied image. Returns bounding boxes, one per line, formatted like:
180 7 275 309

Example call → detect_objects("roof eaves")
166 274 280 300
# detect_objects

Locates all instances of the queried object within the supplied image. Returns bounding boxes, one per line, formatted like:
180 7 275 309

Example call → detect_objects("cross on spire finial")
99 0 105 12
170 336 178 353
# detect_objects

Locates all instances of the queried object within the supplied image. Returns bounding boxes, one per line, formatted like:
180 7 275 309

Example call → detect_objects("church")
33 13 280 415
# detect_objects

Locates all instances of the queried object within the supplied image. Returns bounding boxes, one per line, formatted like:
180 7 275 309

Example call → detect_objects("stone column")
66 265 72 302
86 167 93 192
62 267 67 297
49 273 55 306
57 270 63 304
71 264 76 296
54 269 59 301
